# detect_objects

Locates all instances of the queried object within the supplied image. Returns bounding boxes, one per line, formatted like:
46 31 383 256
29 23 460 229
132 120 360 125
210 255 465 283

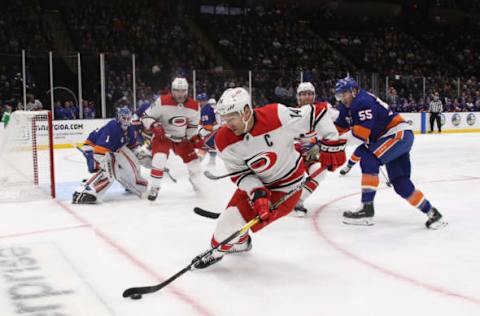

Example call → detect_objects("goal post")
0 110 56 201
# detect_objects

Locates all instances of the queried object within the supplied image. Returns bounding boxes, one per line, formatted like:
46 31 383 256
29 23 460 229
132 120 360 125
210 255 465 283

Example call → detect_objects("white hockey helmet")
172 77 188 91
171 77 188 103
216 88 252 116
297 82 316 103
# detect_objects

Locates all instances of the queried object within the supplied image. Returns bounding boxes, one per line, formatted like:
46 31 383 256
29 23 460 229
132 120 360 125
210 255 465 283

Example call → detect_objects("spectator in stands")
63 101 77 120
83 101 96 119
25 94 43 111
54 101 67 120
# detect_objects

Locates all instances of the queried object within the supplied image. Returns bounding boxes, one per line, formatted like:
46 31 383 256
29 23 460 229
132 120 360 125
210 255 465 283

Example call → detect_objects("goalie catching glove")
319 139 347 171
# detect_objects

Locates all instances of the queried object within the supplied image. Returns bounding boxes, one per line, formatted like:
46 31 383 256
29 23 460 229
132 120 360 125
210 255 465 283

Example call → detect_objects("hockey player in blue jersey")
334 77 446 229
73 107 148 204
199 96 219 166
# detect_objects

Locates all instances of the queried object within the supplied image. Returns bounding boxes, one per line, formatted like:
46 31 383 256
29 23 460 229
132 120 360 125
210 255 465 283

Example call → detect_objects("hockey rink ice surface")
1 133 479 316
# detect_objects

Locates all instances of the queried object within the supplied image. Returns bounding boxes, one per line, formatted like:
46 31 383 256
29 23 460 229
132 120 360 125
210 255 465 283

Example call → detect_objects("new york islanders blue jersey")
335 89 406 143
136 102 150 118
200 103 217 131
85 120 136 154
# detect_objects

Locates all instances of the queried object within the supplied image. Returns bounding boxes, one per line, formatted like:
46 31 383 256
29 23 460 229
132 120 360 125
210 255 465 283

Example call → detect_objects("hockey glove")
305 143 320 162
320 139 347 171
251 188 272 222
152 122 166 141
297 132 319 162
189 135 205 149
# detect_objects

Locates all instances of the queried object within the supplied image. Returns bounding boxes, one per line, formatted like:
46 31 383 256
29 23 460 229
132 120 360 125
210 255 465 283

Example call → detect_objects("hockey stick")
163 167 177 183
194 165 328 219
203 168 251 180
193 206 220 219
122 216 260 298
75 145 86 155
122 167 329 298
379 167 392 187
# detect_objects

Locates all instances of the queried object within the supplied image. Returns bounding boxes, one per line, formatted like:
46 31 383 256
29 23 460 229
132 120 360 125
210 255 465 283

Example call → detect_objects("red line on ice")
0 224 88 239
312 177 480 306
56 201 215 316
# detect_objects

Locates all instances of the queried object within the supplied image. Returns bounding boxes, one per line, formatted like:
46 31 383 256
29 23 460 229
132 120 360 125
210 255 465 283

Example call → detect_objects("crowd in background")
1 1 480 120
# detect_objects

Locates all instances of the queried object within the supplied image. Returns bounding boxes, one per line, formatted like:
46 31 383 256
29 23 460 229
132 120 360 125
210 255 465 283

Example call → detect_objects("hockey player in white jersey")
293 82 347 216
141 78 203 201
194 87 346 269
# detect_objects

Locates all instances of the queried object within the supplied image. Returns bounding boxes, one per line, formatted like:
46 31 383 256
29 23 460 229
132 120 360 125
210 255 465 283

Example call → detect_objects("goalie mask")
116 106 132 130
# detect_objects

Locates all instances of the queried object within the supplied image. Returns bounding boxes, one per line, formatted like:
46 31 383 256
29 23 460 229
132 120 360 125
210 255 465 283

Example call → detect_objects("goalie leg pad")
72 190 97 204
113 147 148 198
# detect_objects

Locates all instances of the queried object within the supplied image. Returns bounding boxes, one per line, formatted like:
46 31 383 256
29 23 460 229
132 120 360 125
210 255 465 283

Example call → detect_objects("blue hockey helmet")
196 92 208 102
116 106 132 130
335 77 359 101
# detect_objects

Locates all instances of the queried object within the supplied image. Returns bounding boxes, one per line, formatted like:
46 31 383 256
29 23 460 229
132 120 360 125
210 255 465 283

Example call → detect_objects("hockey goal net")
0 110 55 202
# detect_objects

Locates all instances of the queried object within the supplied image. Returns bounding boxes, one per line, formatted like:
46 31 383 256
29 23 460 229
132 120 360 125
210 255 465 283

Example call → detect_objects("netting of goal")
0 110 55 202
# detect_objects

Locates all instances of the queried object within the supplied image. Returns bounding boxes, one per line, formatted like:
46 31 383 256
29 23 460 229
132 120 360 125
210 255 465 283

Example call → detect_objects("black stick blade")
122 284 163 297
203 170 221 180
122 266 192 298
194 207 220 219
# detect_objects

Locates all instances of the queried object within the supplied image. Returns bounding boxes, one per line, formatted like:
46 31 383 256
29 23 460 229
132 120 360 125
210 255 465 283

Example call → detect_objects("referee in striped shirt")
429 92 443 133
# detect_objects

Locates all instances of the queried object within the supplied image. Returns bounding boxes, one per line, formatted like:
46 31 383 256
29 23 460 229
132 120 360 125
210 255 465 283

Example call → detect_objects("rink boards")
1 112 480 150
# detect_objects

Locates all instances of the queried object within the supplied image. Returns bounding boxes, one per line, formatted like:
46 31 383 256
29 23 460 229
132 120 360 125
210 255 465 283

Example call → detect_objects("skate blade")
342 218 374 226
226 245 252 254
428 220 448 230
294 211 307 218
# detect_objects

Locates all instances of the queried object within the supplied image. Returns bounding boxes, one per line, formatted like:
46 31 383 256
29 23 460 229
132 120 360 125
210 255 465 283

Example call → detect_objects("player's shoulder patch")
351 95 371 112
160 94 174 105
250 103 282 137
105 119 120 130
313 101 329 117
215 126 243 152
184 98 200 111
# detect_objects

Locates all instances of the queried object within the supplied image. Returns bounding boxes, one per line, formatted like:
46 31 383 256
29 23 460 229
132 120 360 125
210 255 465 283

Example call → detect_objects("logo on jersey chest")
168 116 187 127
246 152 277 173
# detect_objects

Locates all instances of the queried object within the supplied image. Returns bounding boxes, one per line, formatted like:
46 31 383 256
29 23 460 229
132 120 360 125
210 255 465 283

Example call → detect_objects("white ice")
1 133 479 316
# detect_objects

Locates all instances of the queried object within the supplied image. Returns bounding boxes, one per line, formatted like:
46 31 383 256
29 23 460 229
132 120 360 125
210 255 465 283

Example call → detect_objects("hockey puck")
130 293 142 300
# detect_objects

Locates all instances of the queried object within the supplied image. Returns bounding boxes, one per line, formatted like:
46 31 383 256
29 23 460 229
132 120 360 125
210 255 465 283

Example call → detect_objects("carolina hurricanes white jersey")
215 102 339 196
141 94 200 141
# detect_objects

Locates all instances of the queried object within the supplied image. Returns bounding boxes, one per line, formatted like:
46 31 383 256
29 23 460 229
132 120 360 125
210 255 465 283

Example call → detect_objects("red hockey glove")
251 188 272 222
152 123 165 141
320 139 347 171
189 135 205 149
